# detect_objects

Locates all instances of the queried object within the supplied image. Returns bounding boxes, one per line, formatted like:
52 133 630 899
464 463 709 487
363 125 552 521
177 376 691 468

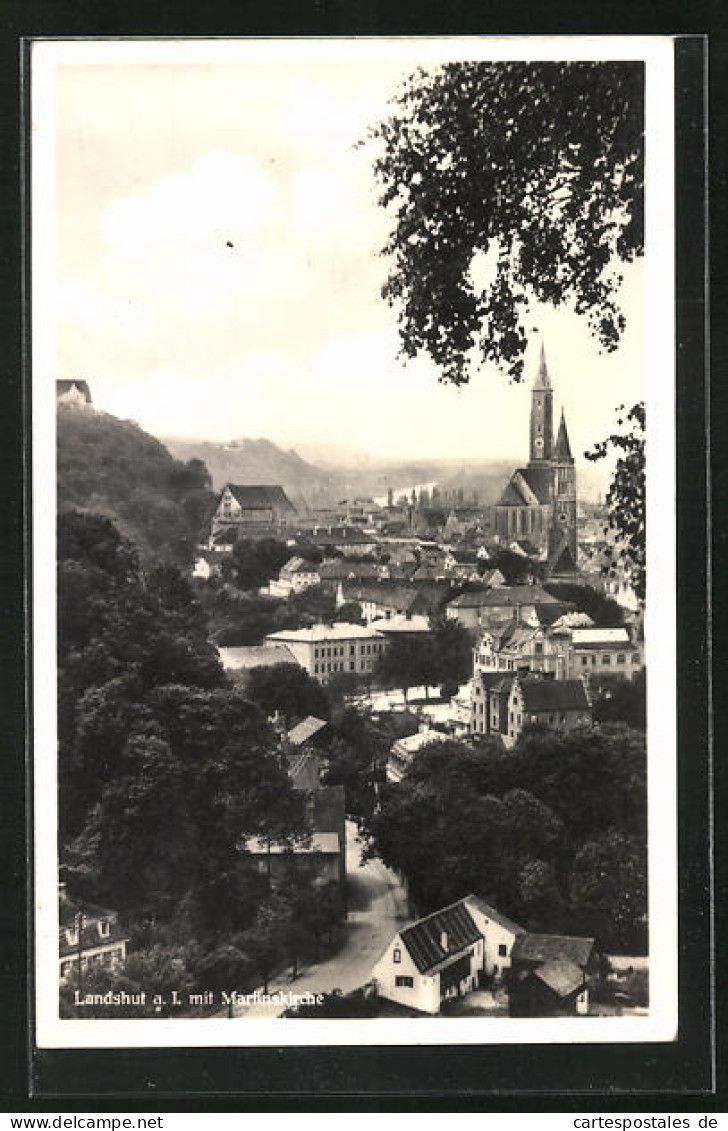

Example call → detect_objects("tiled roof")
532 959 585 998
514 539 541 557
370 614 431 635
512 933 595 969
392 729 446 755
58 892 127 957
447 587 493 608
571 628 631 646
226 484 296 512
266 623 383 643
518 467 554 505
518 678 590 713
287 715 328 746
399 899 483 974
212 526 238 545
464 894 525 936
281 556 318 575
218 644 297 671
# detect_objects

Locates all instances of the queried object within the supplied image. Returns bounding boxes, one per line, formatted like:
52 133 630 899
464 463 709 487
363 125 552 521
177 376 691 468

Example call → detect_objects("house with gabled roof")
57 379 93 407
211 483 296 542
504 674 591 747
509 933 598 1017
59 885 128 982
370 898 485 1013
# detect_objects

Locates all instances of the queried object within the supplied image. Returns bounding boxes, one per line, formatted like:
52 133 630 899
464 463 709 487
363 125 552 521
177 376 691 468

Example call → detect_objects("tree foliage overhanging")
362 723 647 954
364 61 644 385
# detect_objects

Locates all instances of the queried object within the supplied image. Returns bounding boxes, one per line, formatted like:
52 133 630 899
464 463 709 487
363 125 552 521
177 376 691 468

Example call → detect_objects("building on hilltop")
495 344 578 577
56 379 93 407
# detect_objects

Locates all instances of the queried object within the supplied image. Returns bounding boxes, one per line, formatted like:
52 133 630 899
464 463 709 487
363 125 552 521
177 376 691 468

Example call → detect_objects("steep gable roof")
465 894 525 936
226 484 296 512
518 678 590 713
399 899 482 974
512 933 595 969
532 959 585 998
287 715 327 747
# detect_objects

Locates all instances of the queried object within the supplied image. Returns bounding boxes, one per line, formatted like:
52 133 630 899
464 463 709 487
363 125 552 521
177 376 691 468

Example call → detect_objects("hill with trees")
58 404 217 566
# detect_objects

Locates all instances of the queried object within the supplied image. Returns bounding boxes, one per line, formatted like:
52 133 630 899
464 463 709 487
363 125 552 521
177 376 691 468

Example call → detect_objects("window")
498 944 507 957
617 653 626 664
581 656 588 666
393 948 401 964
395 976 414 988
602 654 611 665
98 919 110 938
349 662 355 671
534 642 543 655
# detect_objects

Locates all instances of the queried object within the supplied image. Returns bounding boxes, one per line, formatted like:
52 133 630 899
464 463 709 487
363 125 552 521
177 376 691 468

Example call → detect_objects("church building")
495 344 578 576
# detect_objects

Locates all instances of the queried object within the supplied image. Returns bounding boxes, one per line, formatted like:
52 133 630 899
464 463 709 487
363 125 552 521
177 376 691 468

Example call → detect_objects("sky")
47 46 644 467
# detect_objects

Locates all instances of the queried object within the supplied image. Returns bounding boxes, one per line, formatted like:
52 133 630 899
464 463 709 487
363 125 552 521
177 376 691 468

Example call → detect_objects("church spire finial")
534 339 551 390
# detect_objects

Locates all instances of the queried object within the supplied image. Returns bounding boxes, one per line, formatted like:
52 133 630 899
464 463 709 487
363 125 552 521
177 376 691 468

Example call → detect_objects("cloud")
100 150 277 257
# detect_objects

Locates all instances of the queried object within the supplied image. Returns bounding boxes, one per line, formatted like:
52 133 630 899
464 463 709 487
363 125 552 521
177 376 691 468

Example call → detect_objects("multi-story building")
264 622 387 683
567 627 643 681
470 672 591 747
59 886 128 982
210 483 297 543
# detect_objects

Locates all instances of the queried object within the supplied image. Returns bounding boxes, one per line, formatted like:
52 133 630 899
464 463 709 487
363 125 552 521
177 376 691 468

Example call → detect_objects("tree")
364 62 645 582
231 538 291 591
364 61 643 385
592 668 646 730
585 402 646 603
245 663 330 724
569 831 647 953
542 580 625 626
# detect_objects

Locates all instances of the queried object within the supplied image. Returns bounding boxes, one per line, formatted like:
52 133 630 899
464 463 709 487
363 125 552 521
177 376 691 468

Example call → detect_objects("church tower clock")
529 341 554 464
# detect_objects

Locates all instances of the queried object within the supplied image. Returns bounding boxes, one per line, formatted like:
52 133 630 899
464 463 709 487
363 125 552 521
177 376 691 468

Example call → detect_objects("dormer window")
440 931 448 952
66 928 78 946
98 919 110 938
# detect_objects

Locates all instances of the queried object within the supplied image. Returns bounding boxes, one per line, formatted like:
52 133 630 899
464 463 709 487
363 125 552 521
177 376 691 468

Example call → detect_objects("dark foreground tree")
364 61 644 385
585 402 646 602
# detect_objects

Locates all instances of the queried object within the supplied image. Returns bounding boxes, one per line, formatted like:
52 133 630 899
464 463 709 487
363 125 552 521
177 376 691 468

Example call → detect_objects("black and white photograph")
32 36 677 1049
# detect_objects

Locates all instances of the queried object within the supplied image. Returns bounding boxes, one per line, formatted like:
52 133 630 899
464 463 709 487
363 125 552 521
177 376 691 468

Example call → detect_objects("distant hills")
57 405 217 565
161 432 605 506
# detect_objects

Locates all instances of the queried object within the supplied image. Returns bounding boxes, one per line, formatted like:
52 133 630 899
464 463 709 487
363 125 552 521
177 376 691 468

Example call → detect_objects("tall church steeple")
553 408 573 462
529 340 553 463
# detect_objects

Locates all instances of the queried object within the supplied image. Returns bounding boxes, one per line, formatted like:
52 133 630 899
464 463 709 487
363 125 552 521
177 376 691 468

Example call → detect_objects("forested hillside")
57 405 217 566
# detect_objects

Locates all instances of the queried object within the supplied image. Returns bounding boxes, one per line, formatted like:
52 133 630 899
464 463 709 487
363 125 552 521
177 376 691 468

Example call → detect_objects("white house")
370 898 485 1014
268 557 321 598
387 727 446 783
370 894 526 1013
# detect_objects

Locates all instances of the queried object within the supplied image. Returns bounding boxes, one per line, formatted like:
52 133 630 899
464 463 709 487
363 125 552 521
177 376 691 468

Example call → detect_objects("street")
229 820 410 1018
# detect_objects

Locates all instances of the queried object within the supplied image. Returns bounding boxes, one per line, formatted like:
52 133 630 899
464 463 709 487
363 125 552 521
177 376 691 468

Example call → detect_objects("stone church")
495 344 578 576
